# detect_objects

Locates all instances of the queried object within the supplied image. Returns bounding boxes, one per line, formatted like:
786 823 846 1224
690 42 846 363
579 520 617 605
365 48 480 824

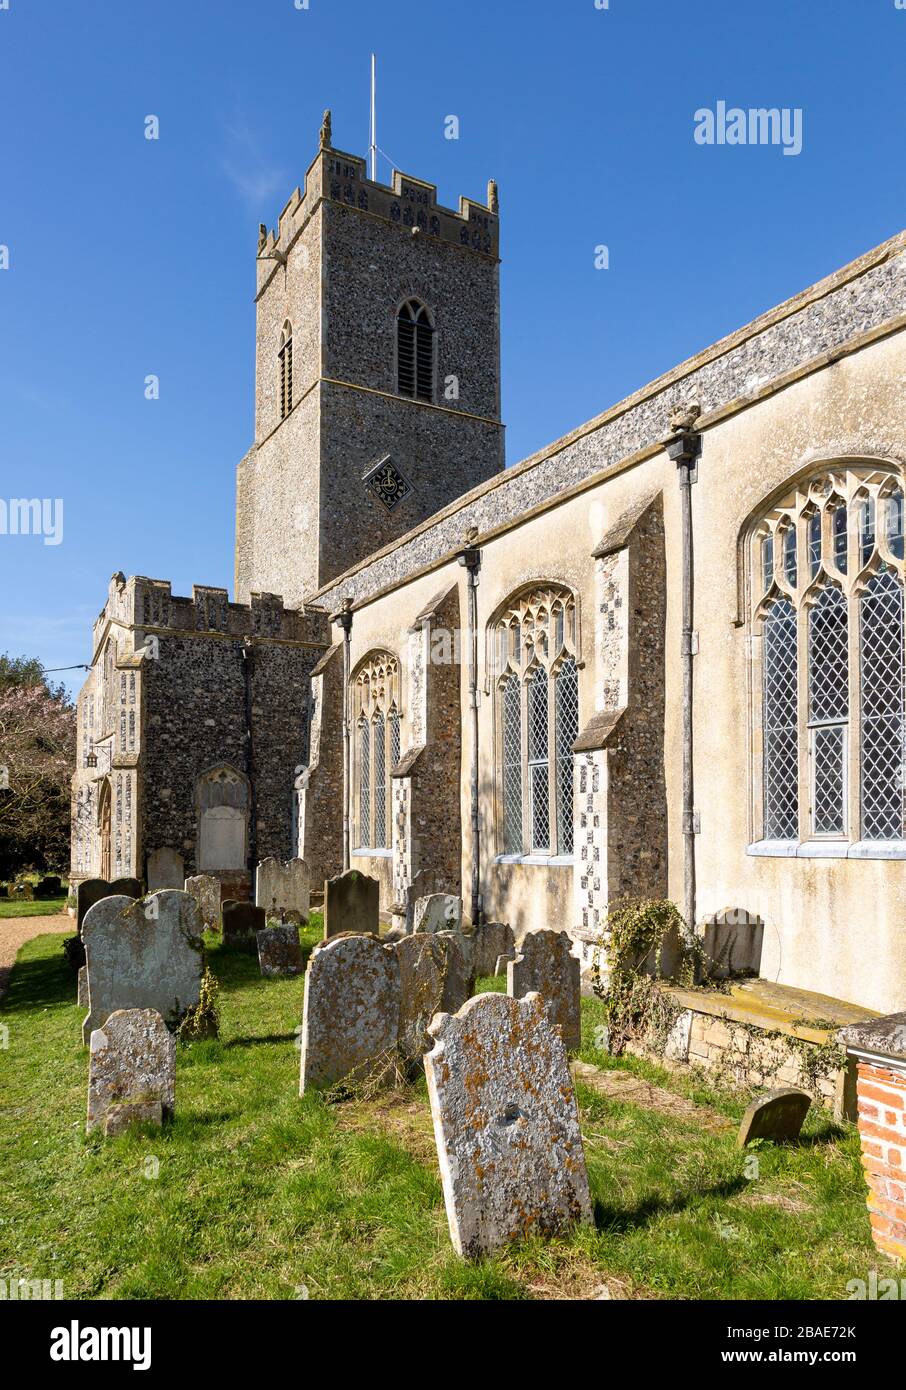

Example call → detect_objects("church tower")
235 115 504 607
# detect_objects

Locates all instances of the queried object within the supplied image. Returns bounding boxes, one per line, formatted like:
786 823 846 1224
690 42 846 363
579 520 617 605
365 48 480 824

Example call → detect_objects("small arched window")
278 322 293 421
396 299 434 402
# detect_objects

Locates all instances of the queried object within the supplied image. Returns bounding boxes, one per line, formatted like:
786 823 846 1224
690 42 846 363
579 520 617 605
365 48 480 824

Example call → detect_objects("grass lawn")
0 897 68 919
0 925 881 1300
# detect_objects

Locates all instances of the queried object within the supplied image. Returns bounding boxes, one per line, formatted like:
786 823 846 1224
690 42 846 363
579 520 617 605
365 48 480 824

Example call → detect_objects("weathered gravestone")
222 900 264 950
86 1007 175 1135
146 848 185 891
257 925 304 978
184 874 221 931
737 1087 812 1148
402 867 439 935
413 894 463 936
424 992 593 1259
81 891 203 1045
76 877 141 932
323 870 379 939
508 928 581 1052
299 934 400 1092
395 931 474 1068
256 857 310 924
470 920 515 977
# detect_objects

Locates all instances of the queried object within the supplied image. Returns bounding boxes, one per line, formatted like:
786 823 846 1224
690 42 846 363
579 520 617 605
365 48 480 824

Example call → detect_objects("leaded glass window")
493 585 579 856
352 652 400 850
753 466 906 847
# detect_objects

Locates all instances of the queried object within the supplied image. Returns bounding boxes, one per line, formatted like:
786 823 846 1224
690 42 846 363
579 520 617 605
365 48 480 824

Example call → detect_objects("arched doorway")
97 778 112 880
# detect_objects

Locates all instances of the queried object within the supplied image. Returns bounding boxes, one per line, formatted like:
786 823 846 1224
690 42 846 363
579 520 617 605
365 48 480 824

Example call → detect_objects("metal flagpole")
369 54 377 180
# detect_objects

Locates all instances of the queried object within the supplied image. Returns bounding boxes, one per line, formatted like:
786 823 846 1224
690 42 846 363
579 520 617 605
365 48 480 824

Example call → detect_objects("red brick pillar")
840 1015 906 1263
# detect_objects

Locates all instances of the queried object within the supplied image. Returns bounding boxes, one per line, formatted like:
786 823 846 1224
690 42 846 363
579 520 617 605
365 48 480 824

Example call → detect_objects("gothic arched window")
352 652 401 850
493 585 579 856
396 299 434 402
752 466 906 847
278 322 293 420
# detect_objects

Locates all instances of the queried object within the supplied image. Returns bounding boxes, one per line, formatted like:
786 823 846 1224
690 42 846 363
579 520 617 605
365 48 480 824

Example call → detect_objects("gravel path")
0 913 72 1003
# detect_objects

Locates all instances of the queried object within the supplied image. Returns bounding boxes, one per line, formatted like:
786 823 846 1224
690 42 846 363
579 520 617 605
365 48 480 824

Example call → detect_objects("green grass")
0 929 881 1300
0 896 68 919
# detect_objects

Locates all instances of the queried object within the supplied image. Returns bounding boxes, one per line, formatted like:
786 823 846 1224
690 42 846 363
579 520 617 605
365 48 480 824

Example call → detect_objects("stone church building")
71 124 906 1015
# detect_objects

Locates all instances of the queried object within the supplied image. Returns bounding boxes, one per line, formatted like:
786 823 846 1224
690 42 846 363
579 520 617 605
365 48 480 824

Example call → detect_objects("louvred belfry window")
396 300 434 402
493 586 579 856
752 467 906 846
352 653 401 851
278 323 293 421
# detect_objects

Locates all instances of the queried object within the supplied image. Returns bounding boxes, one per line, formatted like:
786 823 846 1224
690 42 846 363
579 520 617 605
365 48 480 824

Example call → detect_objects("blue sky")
1 0 903 694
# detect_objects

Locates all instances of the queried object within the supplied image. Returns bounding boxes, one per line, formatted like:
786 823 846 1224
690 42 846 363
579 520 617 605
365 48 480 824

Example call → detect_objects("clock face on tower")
363 456 413 513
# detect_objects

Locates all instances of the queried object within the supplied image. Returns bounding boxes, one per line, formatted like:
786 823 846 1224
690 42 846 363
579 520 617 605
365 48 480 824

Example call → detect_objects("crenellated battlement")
256 141 499 289
91 573 329 657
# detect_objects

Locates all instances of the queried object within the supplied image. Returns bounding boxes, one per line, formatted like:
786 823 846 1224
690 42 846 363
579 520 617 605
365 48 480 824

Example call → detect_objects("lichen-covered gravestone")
299 934 400 1091
146 847 185 891
257 924 304 977
395 931 473 1068
507 928 581 1052
470 920 515 977
81 891 204 1045
412 894 463 935
736 1087 812 1148
184 874 221 931
256 857 310 924
222 900 264 950
424 992 593 1259
323 870 379 939
86 1007 175 1135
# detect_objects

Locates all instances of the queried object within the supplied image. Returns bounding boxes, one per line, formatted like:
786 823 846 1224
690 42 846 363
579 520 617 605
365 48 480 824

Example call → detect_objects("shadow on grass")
1 947 75 1014
224 1033 299 1048
592 1173 749 1234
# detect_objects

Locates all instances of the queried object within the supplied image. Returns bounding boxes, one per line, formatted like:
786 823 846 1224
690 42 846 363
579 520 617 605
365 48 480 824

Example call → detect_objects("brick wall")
854 1060 906 1261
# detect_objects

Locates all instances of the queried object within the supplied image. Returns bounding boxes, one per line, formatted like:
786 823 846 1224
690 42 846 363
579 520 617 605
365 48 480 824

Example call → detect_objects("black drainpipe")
458 544 482 927
666 422 702 943
334 598 354 874
242 638 258 898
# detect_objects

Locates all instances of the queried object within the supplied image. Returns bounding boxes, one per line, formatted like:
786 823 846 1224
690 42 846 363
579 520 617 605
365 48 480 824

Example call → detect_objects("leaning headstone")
508 928 581 1052
413 894 463 936
184 874 221 931
736 1088 812 1148
323 870 379 939
146 848 185 891
222 900 264 950
395 931 473 1068
424 993 593 1259
81 891 203 1045
86 1007 175 1134
256 857 310 924
470 920 515 977
77 966 88 1010
299 934 400 1092
257 925 304 977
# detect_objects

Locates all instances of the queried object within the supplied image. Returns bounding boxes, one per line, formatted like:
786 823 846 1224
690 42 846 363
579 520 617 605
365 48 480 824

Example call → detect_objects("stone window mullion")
848 587 863 843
